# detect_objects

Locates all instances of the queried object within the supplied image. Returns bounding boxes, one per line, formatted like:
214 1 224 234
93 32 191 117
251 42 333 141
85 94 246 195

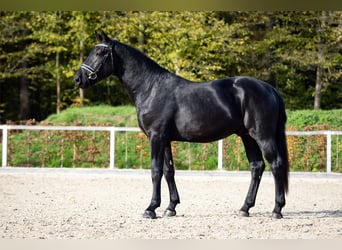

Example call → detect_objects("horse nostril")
74 76 81 86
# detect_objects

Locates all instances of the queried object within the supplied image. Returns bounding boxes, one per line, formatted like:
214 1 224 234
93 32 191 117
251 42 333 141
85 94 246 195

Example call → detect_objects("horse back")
137 76 280 143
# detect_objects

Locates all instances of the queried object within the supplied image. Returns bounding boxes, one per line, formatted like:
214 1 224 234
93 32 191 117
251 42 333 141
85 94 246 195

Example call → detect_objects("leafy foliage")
287 109 342 130
1 11 342 123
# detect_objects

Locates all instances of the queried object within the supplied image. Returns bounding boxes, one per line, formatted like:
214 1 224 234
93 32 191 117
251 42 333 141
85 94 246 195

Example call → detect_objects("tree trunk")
19 62 30 121
265 14 276 86
56 11 62 114
79 39 84 106
138 13 145 53
314 66 322 110
56 50 61 114
314 11 327 110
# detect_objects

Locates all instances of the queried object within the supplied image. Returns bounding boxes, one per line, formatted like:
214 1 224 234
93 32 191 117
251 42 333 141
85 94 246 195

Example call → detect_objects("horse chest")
137 108 171 136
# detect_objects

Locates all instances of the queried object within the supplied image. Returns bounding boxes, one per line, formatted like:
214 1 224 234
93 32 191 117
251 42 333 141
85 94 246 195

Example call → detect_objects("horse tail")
275 90 290 194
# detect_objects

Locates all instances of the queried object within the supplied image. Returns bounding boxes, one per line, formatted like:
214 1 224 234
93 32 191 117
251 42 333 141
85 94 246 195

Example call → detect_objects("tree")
65 11 110 107
1 11 341 123
264 11 342 109
313 11 342 109
29 11 69 114
0 12 37 120
105 11 248 82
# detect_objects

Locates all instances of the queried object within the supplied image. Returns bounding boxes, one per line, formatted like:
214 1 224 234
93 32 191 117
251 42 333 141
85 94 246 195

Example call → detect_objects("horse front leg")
163 142 180 217
143 133 165 219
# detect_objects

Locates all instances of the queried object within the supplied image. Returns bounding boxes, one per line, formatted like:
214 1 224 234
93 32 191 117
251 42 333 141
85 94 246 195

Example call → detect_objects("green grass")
45 105 342 130
45 105 138 127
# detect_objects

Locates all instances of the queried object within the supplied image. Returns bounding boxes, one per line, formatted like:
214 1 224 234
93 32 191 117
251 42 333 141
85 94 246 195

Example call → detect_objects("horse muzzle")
73 71 88 89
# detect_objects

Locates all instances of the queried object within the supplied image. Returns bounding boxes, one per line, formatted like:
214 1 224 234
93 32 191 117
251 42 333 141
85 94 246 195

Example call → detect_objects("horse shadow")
284 210 342 218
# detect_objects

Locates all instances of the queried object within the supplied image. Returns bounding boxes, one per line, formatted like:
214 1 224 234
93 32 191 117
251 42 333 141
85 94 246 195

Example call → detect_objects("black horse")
74 30 289 219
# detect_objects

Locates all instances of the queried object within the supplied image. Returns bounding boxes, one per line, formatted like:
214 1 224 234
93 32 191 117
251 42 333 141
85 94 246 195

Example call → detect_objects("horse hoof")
239 210 249 217
272 212 283 219
143 210 157 219
163 209 176 217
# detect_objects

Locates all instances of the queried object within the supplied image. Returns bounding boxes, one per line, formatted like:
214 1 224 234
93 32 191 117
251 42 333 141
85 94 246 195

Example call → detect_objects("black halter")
81 43 114 80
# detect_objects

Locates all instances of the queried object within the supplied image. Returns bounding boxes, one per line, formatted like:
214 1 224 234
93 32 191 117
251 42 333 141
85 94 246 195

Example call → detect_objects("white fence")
1 125 140 170
1 125 342 172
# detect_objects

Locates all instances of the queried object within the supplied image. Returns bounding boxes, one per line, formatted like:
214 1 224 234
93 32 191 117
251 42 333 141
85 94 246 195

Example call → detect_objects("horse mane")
114 41 168 73
113 40 188 84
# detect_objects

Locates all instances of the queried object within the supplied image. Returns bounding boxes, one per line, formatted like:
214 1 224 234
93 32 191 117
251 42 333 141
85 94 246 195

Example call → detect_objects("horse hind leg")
239 135 265 217
258 138 287 219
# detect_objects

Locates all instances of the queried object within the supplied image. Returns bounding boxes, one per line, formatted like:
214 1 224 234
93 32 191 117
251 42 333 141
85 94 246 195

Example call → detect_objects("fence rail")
1 125 140 170
1 125 342 172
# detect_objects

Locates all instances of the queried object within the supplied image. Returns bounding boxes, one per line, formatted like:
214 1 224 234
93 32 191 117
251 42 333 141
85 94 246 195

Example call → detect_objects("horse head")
74 30 114 89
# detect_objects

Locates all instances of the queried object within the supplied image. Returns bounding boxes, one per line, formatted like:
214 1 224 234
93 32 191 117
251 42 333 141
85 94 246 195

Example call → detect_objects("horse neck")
113 42 185 105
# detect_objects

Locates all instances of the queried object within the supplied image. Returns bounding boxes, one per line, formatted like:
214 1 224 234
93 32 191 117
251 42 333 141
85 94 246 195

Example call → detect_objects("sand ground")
0 168 341 239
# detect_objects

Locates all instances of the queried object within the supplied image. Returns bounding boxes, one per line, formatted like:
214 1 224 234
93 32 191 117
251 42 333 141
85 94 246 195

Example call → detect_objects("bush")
286 109 342 130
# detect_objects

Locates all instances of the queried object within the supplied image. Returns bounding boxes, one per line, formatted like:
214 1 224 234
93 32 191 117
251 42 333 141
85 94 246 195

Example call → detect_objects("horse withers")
74 30 289 219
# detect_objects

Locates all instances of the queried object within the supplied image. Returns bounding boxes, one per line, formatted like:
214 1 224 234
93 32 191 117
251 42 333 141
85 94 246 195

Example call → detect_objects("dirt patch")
0 169 341 239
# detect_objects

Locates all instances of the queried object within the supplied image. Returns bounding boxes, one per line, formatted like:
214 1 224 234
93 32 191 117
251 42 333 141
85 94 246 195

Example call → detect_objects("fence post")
326 131 332 173
109 128 115 169
218 139 223 170
2 125 8 168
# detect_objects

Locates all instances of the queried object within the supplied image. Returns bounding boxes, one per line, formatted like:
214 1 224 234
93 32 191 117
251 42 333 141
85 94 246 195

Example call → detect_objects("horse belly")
174 108 239 142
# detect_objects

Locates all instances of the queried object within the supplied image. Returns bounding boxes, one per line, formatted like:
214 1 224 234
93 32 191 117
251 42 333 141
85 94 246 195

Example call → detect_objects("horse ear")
95 29 111 43
95 30 102 42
